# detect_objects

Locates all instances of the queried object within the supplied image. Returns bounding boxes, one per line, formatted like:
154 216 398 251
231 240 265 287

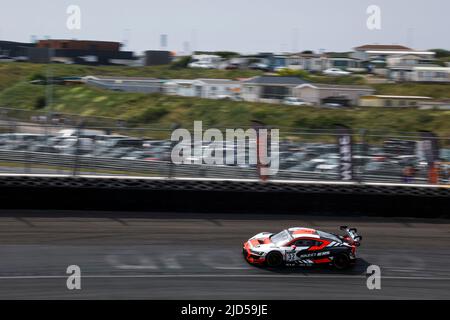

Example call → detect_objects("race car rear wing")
340 226 362 246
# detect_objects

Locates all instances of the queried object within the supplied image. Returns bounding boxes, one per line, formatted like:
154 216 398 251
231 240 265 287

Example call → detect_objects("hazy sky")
0 0 449 54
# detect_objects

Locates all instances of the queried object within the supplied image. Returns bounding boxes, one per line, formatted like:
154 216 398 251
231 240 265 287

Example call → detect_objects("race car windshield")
316 230 342 243
270 230 292 245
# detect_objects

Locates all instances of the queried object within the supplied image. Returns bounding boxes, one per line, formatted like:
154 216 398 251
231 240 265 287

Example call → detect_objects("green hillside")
0 63 449 137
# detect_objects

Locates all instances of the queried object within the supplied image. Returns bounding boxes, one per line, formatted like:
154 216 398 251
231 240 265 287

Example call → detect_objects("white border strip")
0 173 448 189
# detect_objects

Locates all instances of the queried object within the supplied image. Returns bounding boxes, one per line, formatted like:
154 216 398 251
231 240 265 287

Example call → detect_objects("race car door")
284 239 314 263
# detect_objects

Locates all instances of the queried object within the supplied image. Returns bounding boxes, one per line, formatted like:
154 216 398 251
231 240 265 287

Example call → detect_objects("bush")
135 106 169 123
430 49 450 59
277 69 310 78
170 56 192 69
34 96 46 109
29 73 46 82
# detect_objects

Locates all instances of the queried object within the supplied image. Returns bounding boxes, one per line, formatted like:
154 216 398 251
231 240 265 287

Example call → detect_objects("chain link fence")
0 109 449 185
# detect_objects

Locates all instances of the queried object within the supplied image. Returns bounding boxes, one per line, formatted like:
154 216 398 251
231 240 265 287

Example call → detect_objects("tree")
170 55 192 69
430 49 450 59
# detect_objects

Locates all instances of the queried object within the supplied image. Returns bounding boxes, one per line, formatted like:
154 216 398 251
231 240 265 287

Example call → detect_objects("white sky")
0 0 448 54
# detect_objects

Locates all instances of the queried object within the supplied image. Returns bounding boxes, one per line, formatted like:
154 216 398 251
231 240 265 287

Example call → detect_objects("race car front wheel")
265 251 283 268
333 253 351 270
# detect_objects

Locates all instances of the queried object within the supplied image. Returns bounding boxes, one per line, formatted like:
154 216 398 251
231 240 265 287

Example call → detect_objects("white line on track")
214 267 250 270
0 274 449 280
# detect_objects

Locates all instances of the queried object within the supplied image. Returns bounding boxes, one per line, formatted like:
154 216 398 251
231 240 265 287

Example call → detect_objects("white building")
163 79 196 96
293 83 375 106
188 54 222 68
390 66 450 83
163 78 241 99
352 44 436 72
359 95 433 107
285 53 329 72
192 79 241 99
409 66 450 83
241 76 309 103
386 54 435 68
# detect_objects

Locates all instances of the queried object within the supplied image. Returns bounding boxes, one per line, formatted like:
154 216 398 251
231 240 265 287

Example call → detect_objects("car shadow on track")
252 258 371 275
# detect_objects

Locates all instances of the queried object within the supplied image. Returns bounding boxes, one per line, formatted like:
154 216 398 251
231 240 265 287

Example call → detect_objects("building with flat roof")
354 44 413 52
352 44 436 71
293 83 375 106
84 76 163 93
0 40 35 59
144 50 172 66
359 95 433 107
192 79 241 99
32 39 136 65
37 39 121 51
242 76 309 103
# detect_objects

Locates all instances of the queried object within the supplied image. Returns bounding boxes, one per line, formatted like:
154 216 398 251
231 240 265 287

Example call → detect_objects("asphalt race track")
0 211 449 299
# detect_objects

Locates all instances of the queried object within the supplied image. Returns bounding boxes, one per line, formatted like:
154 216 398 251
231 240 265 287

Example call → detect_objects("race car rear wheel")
265 251 283 268
333 253 351 270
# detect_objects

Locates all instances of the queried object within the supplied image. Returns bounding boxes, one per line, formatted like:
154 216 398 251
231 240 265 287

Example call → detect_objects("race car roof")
288 227 321 239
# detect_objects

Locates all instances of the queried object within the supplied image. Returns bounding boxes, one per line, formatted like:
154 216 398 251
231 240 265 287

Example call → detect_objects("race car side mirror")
291 245 297 250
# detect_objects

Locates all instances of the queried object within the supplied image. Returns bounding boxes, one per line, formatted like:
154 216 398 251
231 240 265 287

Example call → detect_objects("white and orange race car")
243 226 362 269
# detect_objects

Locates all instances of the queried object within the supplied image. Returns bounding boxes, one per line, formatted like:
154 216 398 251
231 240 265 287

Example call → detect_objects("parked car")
0 134 49 151
94 135 129 146
287 161 319 172
323 68 351 76
224 63 239 70
188 61 216 69
324 103 343 108
282 97 312 106
440 149 450 161
102 147 138 159
55 138 95 155
249 62 270 71
314 158 339 174
121 151 160 161
29 145 60 154
363 161 404 177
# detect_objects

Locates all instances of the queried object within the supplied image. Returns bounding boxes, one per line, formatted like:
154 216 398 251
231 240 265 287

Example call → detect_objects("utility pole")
45 36 54 141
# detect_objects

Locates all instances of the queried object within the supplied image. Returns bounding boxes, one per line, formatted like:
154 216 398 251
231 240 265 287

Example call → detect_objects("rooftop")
85 75 161 82
195 78 241 85
366 50 435 55
355 44 412 51
411 66 450 71
362 95 433 100
296 83 374 90
244 76 308 86
288 227 320 239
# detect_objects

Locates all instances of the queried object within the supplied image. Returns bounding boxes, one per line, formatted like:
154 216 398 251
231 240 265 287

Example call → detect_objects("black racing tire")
265 251 284 268
333 253 351 270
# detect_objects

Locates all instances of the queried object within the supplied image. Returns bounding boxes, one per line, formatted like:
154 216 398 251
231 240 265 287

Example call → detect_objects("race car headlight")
250 249 264 256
